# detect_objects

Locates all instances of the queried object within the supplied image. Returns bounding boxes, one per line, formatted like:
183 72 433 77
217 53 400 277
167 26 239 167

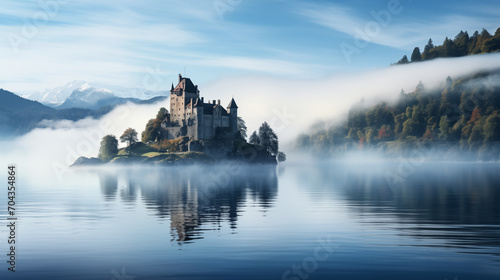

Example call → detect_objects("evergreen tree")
258 122 279 155
98 135 118 161
397 55 409 64
249 131 260 145
454 30 469 55
442 37 454 56
237 117 247 139
422 38 434 59
411 47 422 62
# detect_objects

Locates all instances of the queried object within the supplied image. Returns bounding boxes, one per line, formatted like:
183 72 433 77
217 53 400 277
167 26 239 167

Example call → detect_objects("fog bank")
1 54 500 183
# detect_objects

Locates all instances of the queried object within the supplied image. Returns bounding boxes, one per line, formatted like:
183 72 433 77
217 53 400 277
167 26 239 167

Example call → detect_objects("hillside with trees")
0 88 167 139
395 27 500 64
295 69 500 161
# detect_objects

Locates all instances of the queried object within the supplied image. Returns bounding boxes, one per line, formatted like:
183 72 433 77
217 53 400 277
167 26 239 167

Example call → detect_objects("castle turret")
227 98 238 136
163 74 239 141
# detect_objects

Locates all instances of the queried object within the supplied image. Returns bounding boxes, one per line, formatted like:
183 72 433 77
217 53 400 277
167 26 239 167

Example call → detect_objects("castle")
161 74 238 140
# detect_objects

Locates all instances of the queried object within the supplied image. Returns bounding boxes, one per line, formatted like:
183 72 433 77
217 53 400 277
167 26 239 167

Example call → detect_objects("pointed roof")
171 74 198 94
227 98 238 109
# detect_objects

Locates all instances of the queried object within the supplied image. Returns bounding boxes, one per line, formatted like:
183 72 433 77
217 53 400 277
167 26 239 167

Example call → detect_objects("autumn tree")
120 128 138 147
439 115 450 137
142 108 168 143
156 107 168 121
142 119 161 143
483 112 500 142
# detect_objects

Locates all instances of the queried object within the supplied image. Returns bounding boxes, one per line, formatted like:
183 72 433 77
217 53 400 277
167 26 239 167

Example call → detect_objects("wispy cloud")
299 2 499 49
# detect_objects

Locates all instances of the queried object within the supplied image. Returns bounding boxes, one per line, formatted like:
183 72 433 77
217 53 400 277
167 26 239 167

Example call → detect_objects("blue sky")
1 0 499 92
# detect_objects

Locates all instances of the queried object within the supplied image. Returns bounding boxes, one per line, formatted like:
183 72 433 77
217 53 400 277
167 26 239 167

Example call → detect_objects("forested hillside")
395 28 500 64
295 70 500 161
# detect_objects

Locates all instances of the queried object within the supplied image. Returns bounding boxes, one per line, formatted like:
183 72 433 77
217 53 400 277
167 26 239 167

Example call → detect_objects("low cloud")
204 53 500 142
1 54 500 183
0 100 168 183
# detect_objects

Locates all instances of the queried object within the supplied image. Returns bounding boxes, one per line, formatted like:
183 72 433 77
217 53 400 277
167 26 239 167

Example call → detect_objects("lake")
1 161 500 279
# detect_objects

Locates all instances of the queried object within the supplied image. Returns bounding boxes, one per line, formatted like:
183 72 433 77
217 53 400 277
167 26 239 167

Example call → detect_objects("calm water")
1 161 500 279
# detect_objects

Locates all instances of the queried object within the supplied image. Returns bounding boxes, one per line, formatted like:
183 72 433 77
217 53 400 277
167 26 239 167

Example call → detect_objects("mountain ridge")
0 88 167 139
22 80 169 107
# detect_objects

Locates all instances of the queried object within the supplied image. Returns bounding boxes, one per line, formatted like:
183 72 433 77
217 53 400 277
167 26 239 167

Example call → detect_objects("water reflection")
98 164 278 243
99 173 118 201
310 162 500 258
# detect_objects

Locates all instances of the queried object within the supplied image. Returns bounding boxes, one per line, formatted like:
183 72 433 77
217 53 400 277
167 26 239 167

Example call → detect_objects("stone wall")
165 126 185 139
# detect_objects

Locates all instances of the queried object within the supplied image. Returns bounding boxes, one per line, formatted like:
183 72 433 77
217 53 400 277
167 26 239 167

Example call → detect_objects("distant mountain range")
0 87 167 139
22 80 169 108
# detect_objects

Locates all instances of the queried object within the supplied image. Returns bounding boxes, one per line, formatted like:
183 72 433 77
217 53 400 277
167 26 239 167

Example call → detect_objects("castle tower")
170 74 200 125
227 98 238 136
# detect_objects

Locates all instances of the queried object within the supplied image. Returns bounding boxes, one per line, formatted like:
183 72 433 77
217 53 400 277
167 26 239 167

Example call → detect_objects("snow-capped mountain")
57 87 117 109
22 80 89 106
23 81 169 107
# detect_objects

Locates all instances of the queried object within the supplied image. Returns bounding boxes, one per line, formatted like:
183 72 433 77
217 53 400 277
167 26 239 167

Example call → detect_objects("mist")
203 53 500 142
1 53 500 183
0 100 168 183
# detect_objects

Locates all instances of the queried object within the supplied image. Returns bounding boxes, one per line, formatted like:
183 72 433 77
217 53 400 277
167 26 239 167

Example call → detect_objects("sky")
1 0 499 93
1 0 500 175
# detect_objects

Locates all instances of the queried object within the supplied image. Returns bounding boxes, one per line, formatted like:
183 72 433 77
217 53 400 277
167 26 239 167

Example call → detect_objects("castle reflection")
98 164 278 243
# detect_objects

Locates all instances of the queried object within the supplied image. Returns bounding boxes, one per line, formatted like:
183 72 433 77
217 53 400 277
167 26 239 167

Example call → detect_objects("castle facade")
161 74 238 140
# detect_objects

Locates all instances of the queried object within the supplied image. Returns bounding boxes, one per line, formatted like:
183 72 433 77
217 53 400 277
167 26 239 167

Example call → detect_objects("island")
72 74 285 167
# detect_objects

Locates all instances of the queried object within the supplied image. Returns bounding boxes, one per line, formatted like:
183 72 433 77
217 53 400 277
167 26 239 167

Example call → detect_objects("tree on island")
249 123 286 162
277 151 286 163
120 128 138 148
237 116 247 139
258 122 279 156
156 107 168 121
249 131 260 145
98 135 118 161
142 107 168 143
142 119 160 143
